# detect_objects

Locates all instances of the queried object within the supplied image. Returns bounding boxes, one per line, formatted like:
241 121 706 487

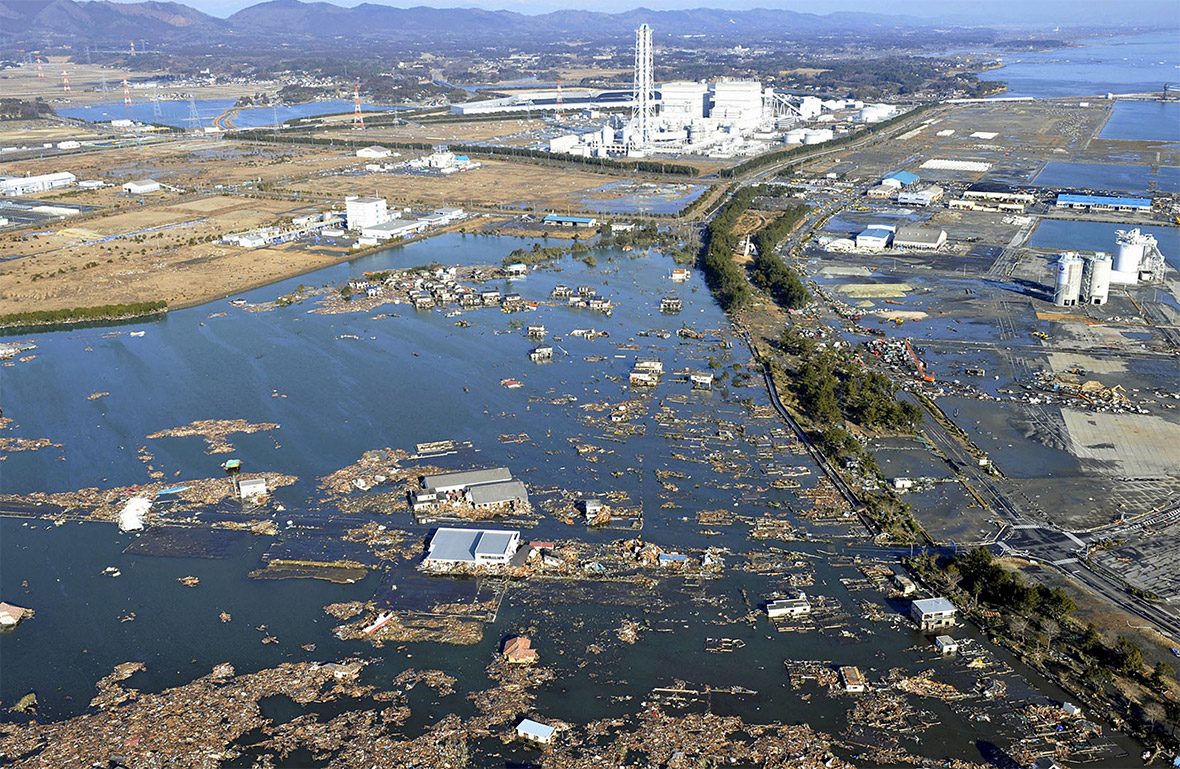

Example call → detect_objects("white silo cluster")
1080 252 1112 305
802 128 834 144
1053 253 1085 307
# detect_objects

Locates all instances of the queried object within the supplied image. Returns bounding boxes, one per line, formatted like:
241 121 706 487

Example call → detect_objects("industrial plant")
1050 229 1166 307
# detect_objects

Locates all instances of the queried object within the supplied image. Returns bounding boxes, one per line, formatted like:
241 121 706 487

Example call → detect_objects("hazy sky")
107 0 1180 25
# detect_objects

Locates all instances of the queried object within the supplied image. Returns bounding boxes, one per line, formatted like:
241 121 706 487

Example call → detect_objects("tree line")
0 301 167 329
749 205 810 309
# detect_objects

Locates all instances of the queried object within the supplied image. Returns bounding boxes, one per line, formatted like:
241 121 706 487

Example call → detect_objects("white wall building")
123 179 161 195
0 171 76 196
709 80 764 130
345 195 389 231
660 81 709 120
356 145 392 159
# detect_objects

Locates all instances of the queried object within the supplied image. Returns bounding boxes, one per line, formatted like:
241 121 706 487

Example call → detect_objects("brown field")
0 59 260 106
282 158 612 211
1 139 361 190
0 196 347 313
0 121 108 146
315 117 548 146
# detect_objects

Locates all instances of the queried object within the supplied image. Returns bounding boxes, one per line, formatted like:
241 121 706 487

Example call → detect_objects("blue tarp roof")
885 171 919 185
1056 193 1151 208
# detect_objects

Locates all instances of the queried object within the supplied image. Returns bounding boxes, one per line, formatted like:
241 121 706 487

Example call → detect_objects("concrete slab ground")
1061 409 1180 477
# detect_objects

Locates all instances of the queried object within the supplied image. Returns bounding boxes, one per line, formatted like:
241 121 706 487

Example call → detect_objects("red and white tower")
555 79 564 119
61 68 71 94
352 86 365 130
36 56 44 79
130 40 136 56
123 78 132 107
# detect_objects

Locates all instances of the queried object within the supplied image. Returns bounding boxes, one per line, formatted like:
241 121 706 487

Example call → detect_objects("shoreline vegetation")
0 301 167 331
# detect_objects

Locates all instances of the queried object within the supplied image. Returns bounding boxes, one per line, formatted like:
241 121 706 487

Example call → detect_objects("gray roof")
894 225 945 244
469 480 528 507
517 718 556 739
427 527 517 563
424 467 512 491
912 597 956 615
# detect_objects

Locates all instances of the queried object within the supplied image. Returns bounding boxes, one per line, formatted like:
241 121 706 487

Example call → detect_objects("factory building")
468 480 529 509
1053 253 1084 307
345 196 389 230
963 183 1035 206
893 225 946 250
0 171 76 196
361 219 423 241
660 81 709 120
424 468 514 494
356 145 392 159
1111 228 1164 283
709 80 764 130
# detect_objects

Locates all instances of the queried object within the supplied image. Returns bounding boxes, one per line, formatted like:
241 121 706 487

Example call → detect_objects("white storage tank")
784 128 807 144
1112 228 1156 284
1081 252 1112 305
803 128 833 144
1053 253 1084 307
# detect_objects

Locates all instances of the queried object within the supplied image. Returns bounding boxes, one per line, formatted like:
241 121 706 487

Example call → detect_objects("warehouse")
468 480 529 509
424 467 514 494
361 219 424 241
543 214 598 228
356 145 392 159
123 179 161 195
766 595 811 618
1055 194 1152 213
423 527 520 568
897 185 943 206
0 171 76 196
856 225 895 250
893 225 947 250
963 183 1035 206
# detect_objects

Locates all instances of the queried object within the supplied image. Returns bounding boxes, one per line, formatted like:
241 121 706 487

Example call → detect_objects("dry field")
282 158 613 211
0 196 350 312
0 59 261 106
1 139 362 190
315 117 547 146
0 121 109 146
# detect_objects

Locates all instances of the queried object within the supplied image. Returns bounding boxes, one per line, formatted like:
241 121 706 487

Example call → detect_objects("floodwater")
1029 218 1180 269
1099 100 1180 142
1031 161 1180 193
0 232 1140 766
980 30 1180 98
58 99 398 129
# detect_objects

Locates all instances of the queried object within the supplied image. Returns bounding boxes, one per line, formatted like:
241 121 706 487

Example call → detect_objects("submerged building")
423 527 521 568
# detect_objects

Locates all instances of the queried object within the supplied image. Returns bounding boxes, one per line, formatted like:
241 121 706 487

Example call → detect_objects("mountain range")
1 0 1175 47
0 0 937 46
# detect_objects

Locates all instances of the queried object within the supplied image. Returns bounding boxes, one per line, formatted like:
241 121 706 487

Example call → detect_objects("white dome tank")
784 128 807 144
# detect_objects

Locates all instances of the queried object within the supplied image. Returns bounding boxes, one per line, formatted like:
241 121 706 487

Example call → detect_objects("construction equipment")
904 339 935 382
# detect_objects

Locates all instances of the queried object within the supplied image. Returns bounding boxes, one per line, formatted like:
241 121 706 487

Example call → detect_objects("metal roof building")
424 527 521 567
893 225 947 250
884 170 919 186
468 480 529 508
543 214 598 227
424 467 513 494
910 597 957 629
1055 194 1151 212
516 717 557 745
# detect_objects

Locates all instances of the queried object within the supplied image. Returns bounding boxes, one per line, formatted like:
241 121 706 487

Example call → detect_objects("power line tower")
555 78 564 119
352 86 365 130
186 95 203 134
61 68 71 94
152 94 163 120
100 71 109 93
36 56 44 79
123 78 132 107
631 23 656 149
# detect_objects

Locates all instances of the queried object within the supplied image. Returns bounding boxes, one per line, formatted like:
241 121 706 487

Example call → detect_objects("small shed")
516 717 556 746
935 635 959 655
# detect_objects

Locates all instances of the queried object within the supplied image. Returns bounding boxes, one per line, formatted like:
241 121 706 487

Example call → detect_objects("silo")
1052 253 1084 307
784 128 807 144
803 128 833 144
1081 252 1111 305
1111 228 1154 283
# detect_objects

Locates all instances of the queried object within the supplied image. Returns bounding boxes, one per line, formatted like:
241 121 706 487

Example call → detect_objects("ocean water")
980 29 1180 98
